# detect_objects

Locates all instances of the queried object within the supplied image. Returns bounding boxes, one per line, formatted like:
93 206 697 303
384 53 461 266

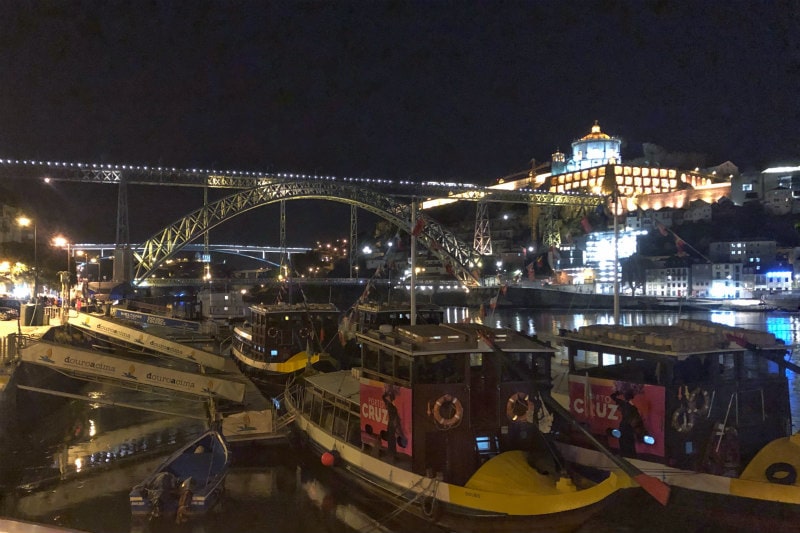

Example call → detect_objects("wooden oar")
540 392 670 506
477 329 671 506
726 333 800 374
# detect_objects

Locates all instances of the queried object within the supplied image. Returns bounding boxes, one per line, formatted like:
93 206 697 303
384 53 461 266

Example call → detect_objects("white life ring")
431 394 463 429
298 328 309 338
672 387 710 433
267 327 278 338
506 392 534 423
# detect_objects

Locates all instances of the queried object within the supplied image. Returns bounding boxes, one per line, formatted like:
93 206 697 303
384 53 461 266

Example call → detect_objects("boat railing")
277 383 304 419
274 410 296 431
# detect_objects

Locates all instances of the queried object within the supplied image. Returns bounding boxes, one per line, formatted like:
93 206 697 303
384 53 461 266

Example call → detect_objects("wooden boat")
230 301 342 392
129 430 230 522
338 299 444 345
284 322 638 533
550 318 800 528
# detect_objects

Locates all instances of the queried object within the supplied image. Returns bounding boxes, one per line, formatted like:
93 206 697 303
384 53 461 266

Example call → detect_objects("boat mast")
613 184 620 324
605 162 620 324
410 198 417 325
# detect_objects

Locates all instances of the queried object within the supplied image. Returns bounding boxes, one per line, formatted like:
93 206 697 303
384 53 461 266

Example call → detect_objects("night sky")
1 1 798 245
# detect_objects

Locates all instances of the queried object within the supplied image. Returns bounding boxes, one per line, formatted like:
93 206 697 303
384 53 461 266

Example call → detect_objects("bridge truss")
1 160 605 286
134 180 490 287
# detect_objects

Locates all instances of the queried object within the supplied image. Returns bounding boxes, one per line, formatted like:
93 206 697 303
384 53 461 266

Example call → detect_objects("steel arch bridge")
134 180 486 287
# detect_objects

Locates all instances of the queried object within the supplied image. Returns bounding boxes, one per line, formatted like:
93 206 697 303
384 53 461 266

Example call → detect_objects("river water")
1 308 797 533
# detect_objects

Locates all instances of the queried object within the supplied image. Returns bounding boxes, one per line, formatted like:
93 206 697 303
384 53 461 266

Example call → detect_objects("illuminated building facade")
545 163 720 213
551 121 621 175
537 122 727 214
582 229 645 292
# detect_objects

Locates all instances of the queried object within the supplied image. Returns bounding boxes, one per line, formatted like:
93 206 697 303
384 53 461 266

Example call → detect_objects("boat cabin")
339 301 444 343
297 323 557 485
558 319 792 474
231 302 341 379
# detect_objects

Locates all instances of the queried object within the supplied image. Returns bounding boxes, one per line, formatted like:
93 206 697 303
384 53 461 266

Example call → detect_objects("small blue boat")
129 430 230 523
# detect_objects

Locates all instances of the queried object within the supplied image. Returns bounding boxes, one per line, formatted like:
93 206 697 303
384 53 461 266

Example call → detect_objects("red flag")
581 216 592 233
675 237 687 256
657 223 668 236
411 217 426 237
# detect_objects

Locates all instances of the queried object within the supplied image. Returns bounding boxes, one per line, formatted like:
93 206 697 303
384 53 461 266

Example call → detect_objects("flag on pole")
657 222 668 236
581 216 592 233
411 217 426 237
675 236 687 256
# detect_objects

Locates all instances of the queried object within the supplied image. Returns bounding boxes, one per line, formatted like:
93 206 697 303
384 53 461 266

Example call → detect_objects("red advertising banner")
360 378 413 457
568 376 665 457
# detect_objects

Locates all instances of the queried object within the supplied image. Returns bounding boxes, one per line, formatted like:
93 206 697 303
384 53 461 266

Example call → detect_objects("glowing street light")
52 236 71 309
16 216 38 300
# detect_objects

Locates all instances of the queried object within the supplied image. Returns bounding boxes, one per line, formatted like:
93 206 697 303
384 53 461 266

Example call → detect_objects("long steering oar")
726 334 800 374
477 329 670 506
539 393 670 506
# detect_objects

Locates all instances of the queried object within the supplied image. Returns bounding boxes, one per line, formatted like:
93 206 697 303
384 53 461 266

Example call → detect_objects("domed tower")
565 121 621 173
550 148 566 175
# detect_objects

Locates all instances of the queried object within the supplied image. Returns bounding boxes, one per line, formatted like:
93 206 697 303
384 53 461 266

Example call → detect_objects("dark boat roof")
560 318 785 361
303 370 361 406
249 302 340 315
350 300 443 313
358 323 555 357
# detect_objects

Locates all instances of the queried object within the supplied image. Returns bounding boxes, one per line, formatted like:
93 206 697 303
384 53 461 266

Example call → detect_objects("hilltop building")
550 120 622 175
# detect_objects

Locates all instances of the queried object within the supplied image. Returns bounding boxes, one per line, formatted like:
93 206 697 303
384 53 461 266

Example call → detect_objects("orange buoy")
321 451 335 467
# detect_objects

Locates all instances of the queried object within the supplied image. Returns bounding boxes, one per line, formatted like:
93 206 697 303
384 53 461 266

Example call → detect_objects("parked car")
0 307 19 321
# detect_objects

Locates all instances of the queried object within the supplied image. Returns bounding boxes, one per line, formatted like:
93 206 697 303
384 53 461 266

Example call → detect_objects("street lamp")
53 236 71 309
75 251 101 281
16 216 37 301
88 257 101 281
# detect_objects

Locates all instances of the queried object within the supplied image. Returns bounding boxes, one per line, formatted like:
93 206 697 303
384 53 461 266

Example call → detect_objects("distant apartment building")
645 266 690 297
682 199 713 223
647 261 750 299
708 262 745 298
763 186 793 215
708 240 776 274
765 269 793 292
691 263 712 297
626 202 712 233
731 164 800 214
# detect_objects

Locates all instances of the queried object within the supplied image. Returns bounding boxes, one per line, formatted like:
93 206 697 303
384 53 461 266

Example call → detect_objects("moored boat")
550 318 800 527
338 299 444 344
284 322 638 533
230 301 342 392
129 429 230 523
